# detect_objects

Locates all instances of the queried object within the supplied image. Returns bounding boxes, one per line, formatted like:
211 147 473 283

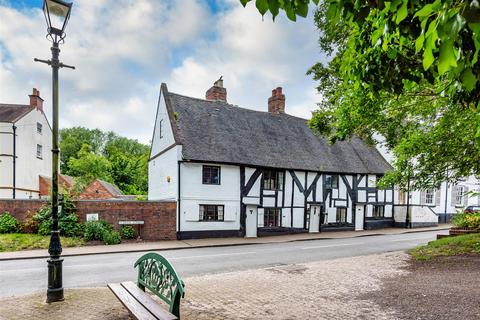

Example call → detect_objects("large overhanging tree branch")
243 0 480 189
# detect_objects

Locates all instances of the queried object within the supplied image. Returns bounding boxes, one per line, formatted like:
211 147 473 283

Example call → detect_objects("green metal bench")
108 253 186 320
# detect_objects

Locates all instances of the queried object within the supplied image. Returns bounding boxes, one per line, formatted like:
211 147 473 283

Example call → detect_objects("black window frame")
263 170 284 191
202 165 221 185
336 207 347 223
159 119 163 139
263 208 281 227
36 122 42 134
199 204 224 221
372 205 385 218
325 175 339 189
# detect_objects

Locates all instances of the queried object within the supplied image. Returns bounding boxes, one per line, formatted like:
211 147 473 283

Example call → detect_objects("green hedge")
0 213 19 234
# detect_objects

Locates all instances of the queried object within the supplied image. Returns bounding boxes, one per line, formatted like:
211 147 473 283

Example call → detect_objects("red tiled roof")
0 104 33 123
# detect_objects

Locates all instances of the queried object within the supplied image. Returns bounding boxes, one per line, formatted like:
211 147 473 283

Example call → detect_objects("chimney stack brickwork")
29 88 44 112
206 77 227 102
268 87 285 114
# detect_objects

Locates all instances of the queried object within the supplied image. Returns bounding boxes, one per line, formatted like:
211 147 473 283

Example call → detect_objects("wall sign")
119 220 144 225
86 213 99 221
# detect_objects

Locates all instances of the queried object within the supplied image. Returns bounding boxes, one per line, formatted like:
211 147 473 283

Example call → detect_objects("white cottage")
0 88 52 199
148 80 395 239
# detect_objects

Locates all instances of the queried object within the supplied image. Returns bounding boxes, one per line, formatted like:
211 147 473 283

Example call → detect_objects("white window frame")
36 122 42 134
36 144 43 159
425 190 435 205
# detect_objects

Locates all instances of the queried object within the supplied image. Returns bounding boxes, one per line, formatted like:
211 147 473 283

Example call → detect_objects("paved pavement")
0 251 409 320
0 225 449 261
0 229 447 298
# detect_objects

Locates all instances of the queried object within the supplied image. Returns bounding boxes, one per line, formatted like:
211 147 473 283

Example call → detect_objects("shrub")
452 213 480 229
120 225 135 239
103 230 121 245
84 221 107 241
34 195 82 237
21 211 39 234
0 213 19 234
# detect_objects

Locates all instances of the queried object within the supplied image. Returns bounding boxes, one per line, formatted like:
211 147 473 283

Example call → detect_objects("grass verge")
409 233 480 260
0 233 85 252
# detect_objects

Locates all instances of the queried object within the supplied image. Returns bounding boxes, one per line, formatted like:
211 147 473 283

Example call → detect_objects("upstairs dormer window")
325 175 338 189
203 165 220 185
37 122 42 134
36 144 43 159
263 170 284 191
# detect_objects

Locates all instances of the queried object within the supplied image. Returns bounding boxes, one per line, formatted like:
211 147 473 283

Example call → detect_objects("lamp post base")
46 258 64 303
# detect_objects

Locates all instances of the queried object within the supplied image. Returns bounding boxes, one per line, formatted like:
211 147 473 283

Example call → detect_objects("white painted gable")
150 89 176 157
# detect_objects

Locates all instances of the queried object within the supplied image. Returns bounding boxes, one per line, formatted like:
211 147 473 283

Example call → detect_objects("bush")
84 221 107 241
103 230 121 245
120 226 135 239
0 213 19 234
21 211 39 234
452 213 480 229
34 195 82 237
83 220 121 245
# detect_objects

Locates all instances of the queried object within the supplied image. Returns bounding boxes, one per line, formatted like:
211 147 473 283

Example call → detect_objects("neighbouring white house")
377 144 480 225
148 80 399 239
0 88 52 199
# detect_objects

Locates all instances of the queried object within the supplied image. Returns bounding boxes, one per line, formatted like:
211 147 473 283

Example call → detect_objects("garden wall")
0 199 177 240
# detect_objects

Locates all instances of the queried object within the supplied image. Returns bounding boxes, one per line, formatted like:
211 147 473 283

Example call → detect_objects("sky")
0 0 326 144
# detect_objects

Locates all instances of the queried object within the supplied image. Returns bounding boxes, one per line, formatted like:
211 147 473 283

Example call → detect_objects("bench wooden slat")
121 282 178 320
108 283 158 320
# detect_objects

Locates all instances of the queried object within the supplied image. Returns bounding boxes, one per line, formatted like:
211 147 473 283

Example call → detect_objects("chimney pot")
268 86 285 114
29 88 44 112
206 77 227 102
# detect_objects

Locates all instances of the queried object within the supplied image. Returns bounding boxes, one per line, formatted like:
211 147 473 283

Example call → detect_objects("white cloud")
0 0 324 144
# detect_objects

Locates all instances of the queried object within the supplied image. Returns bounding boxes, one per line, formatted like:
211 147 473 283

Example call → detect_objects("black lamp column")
34 0 74 303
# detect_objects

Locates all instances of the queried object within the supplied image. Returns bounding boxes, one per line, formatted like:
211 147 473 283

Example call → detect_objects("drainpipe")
12 124 17 199
444 181 449 223
177 161 181 238
405 177 411 228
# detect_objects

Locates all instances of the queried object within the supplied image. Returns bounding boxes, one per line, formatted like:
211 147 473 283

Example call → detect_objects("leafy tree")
67 144 113 187
245 0 480 189
60 127 149 194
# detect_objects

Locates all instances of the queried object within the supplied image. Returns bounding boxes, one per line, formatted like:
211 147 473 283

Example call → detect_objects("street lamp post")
34 0 74 303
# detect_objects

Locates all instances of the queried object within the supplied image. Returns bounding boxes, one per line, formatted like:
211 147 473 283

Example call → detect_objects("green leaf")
285 4 297 21
268 0 279 18
297 3 308 18
312 0 320 5
438 40 458 75
256 0 269 15
414 3 433 18
396 0 408 24
461 68 477 91
415 33 425 52
240 0 250 7
326 3 338 21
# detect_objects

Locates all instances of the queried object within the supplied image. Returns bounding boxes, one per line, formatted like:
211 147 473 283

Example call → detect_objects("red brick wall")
0 199 177 240
76 200 176 240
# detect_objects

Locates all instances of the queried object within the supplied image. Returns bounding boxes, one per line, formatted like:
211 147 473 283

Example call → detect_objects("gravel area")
368 255 480 320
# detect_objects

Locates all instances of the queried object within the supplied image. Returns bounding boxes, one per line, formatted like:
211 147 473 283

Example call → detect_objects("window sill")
36 156 43 160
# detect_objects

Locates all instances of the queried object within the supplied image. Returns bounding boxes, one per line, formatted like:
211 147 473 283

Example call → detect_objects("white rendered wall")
150 92 175 157
179 162 240 231
148 146 181 200
0 108 52 199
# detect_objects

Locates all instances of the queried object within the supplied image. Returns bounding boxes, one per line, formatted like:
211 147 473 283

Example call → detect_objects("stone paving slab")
0 225 449 261
0 252 408 320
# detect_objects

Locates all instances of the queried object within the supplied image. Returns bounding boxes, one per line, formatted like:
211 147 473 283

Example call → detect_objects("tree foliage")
247 0 480 189
60 127 149 195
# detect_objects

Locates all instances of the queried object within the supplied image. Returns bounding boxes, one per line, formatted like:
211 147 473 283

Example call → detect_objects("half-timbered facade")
148 80 394 239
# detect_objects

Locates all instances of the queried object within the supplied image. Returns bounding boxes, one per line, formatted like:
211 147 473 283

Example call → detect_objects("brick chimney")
206 77 227 102
268 87 285 114
29 88 44 112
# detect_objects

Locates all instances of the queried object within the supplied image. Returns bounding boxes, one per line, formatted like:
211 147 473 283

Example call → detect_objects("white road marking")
301 243 360 250
169 252 256 260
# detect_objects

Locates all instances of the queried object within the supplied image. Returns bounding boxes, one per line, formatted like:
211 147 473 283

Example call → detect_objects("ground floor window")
425 190 435 205
264 208 281 227
336 207 347 223
373 205 385 218
199 205 224 221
